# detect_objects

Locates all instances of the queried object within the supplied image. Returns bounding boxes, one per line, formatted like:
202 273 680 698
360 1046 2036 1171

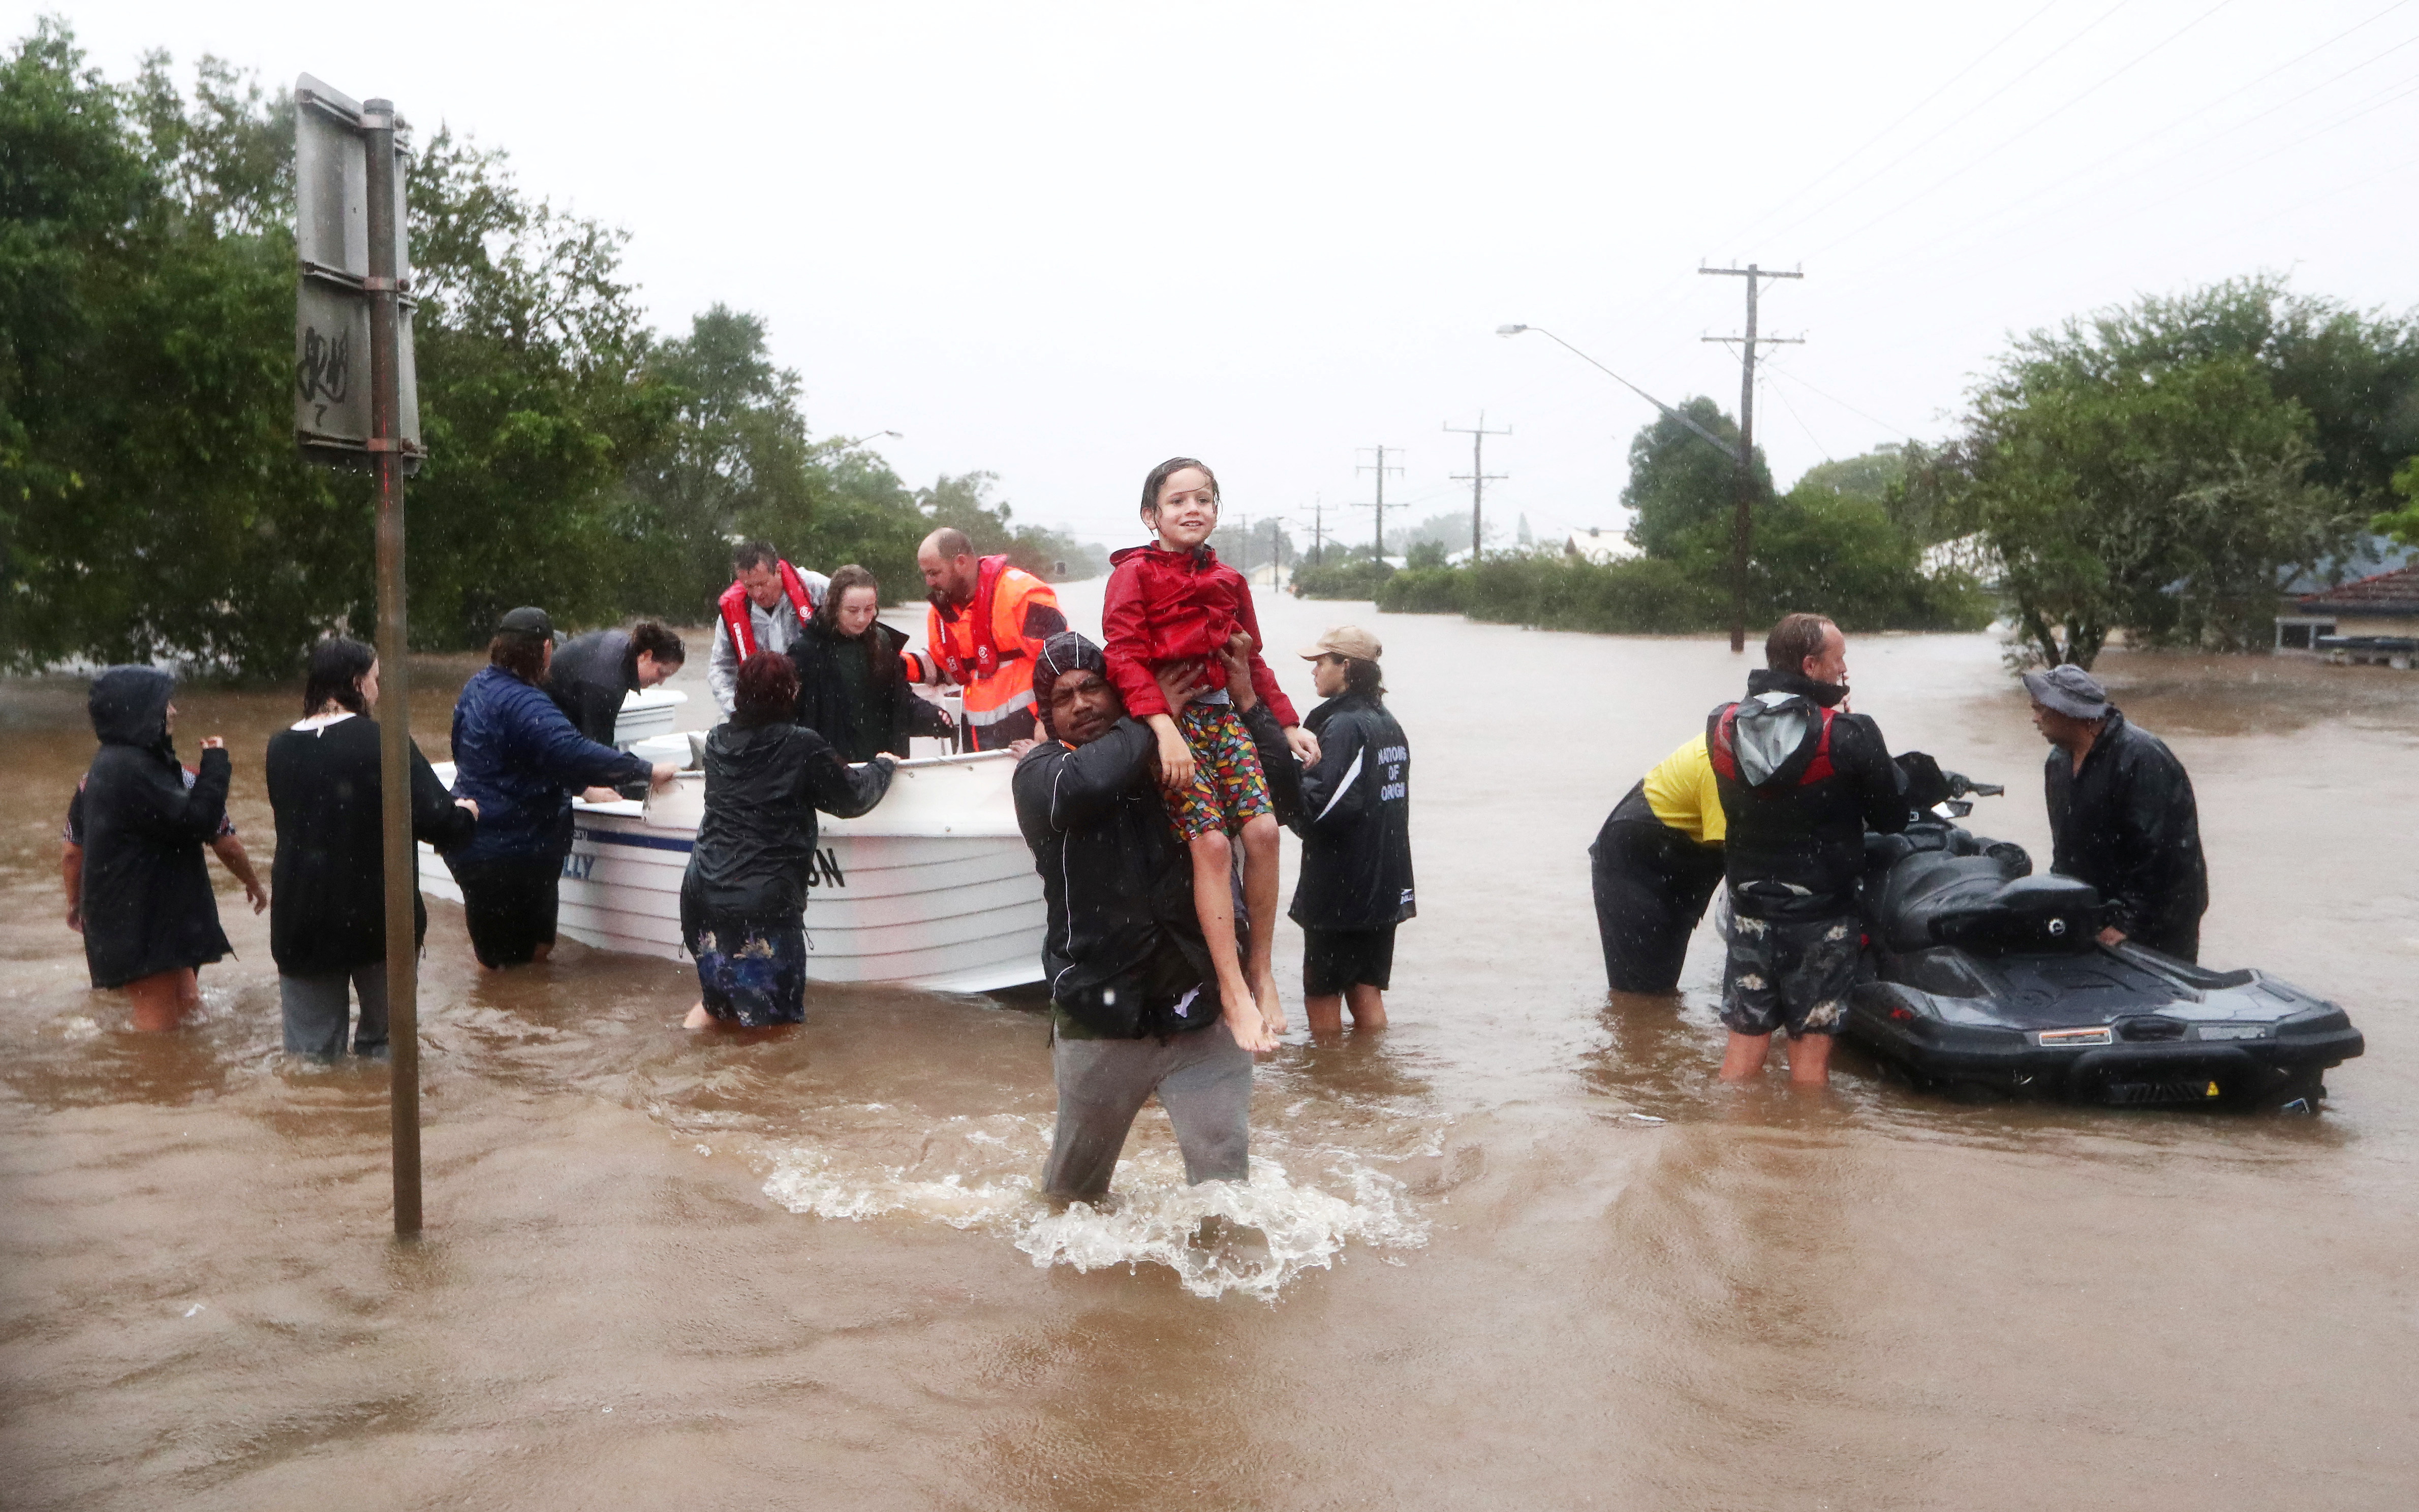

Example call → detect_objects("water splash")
755 1113 1430 1299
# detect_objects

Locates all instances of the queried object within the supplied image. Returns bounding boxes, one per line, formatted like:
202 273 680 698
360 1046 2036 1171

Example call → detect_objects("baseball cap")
2021 663 2109 719
1298 625 1383 663
496 606 554 639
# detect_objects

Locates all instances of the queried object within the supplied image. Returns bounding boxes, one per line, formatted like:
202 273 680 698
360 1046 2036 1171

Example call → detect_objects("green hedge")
1374 549 1991 635
1290 559 1397 600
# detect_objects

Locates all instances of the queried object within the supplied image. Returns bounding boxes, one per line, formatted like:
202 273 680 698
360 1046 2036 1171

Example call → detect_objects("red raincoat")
1102 543 1298 726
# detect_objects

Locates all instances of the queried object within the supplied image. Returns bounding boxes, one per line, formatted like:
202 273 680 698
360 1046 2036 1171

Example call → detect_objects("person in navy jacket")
445 607 678 968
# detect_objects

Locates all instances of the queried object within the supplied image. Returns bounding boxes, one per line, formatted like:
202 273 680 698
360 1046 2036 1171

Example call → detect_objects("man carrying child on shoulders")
1012 631 1300 1205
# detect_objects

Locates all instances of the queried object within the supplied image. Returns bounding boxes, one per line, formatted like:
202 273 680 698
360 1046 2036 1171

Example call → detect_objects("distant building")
1566 527 1640 565
2277 562 2419 666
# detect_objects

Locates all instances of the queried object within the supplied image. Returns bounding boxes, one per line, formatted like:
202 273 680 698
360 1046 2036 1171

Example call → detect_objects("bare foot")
683 1003 713 1029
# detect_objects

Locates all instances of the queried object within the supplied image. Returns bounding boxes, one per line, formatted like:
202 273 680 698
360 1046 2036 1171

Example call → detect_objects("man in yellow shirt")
1589 733 1727 994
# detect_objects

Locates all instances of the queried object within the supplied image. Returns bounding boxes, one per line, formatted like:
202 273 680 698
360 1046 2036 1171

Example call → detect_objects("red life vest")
936 554 1013 682
1708 701 1837 788
717 560 817 659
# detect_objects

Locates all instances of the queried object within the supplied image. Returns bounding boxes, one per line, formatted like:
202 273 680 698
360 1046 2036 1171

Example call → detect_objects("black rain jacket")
1287 692 1415 931
2044 708 2208 945
790 618 952 764
1710 668 1907 919
1014 701 1297 1037
76 668 233 989
546 629 639 749
682 718 892 921
265 715 479 978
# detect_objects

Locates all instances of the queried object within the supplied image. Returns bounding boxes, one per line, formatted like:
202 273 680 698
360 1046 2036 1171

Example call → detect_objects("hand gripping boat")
1844 769 2363 1110
419 741 1047 993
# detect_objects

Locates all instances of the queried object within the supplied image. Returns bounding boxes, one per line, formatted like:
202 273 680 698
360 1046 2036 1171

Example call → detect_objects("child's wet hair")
1140 457 1219 519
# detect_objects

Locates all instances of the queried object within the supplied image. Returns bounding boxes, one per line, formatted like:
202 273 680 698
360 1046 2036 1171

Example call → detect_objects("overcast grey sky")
18 1 2419 552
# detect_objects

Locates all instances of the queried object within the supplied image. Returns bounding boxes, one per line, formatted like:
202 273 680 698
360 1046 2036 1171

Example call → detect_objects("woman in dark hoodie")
265 638 481 1059
680 652 894 1028
788 564 954 762
72 667 234 1031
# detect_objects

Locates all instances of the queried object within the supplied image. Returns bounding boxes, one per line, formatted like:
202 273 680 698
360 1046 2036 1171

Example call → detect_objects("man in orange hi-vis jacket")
912 528 1068 751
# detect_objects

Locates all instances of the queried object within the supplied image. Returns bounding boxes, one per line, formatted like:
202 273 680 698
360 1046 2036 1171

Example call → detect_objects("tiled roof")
2299 562 2419 612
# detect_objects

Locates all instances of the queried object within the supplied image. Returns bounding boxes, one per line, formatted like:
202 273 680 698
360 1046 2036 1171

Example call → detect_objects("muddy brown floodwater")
4 588 2416 1510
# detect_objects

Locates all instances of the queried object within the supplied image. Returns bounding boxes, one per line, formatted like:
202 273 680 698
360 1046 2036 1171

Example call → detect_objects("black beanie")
1031 632 1107 740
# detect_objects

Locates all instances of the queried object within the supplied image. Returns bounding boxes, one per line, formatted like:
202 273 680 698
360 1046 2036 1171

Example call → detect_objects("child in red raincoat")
1102 458 1321 1051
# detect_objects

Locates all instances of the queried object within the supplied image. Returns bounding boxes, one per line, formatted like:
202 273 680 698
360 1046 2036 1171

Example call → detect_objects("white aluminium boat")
418 699 1048 992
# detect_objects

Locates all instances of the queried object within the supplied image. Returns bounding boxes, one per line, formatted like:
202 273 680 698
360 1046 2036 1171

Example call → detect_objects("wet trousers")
280 964 390 1059
1042 1021 1251 1201
1590 796 1726 994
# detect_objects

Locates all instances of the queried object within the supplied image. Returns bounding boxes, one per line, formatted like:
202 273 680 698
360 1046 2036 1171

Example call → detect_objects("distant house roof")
2279 533 2418 596
2297 562 2419 615
1566 527 1639 565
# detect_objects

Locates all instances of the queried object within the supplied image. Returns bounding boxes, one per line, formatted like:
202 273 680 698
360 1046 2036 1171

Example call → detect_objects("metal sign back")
294 74 420 469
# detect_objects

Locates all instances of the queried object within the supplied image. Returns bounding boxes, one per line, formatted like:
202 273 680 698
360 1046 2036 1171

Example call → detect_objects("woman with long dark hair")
680 652 894 1028
788 564 954 762
265 637 480 1058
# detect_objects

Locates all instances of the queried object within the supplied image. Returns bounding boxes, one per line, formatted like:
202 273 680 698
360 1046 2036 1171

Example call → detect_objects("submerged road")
2 586 2414 1509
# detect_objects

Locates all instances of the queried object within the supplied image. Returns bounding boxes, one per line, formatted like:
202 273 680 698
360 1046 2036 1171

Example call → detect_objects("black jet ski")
1844 767 2364 1110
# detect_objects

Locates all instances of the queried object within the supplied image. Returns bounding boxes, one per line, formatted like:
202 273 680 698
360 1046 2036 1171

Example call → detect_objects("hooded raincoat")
790 618 952 763
75 668 233 989
1709 668 1907 919
2044 708 2208 957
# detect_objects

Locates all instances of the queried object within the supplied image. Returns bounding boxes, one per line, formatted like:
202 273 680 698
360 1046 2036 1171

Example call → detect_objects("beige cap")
1298 625 1382 662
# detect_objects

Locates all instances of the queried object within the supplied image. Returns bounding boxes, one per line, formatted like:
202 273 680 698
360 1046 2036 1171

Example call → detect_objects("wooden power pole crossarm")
1699 263 1804 653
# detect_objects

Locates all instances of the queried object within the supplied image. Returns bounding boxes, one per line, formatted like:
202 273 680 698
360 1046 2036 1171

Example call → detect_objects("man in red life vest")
709 540 829 716
912 527 1068 751
1707 612 1909 1086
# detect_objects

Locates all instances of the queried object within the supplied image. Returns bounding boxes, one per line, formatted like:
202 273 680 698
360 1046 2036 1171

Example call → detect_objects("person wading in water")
1288 626 1413 1036
1013 632 1300 1204
1709 613 1908 1086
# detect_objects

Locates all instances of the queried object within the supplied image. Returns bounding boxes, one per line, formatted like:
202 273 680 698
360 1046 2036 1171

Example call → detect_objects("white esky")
21 1 2419 554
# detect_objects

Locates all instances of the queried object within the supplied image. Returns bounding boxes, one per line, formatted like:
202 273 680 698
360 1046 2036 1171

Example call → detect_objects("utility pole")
1356 445 1403 556
1310 494 1325 567
1699 262 1804 652
1444 411 1511 558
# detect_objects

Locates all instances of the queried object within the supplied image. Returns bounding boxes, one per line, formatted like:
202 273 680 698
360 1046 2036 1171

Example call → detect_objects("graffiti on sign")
296 324 351 428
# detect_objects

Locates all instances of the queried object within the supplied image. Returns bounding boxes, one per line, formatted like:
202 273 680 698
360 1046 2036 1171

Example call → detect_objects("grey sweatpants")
1042 1021 1252 1200
280 965 390 1059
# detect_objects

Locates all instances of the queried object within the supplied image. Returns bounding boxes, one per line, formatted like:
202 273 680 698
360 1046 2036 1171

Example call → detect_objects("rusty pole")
363 98 421 1236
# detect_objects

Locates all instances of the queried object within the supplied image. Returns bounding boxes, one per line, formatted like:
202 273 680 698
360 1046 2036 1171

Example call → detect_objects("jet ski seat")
1865 824 2101 955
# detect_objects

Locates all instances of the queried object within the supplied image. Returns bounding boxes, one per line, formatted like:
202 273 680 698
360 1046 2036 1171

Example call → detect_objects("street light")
824 428 903 449
1496 324 1731 456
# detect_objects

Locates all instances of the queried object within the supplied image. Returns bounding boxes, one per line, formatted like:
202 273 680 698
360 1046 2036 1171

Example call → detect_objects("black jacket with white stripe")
1288 693 1416 933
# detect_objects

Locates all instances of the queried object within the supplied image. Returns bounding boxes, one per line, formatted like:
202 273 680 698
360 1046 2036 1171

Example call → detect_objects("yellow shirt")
1641 733 1725 846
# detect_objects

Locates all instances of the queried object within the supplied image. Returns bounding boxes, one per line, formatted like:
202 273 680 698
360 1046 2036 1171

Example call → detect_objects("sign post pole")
295 75 424 1237
361 97 420 1236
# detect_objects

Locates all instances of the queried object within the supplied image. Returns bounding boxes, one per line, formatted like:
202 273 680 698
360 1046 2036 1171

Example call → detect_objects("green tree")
2375 456 2419 544
1964 341 2351 665
1620 397 1767 559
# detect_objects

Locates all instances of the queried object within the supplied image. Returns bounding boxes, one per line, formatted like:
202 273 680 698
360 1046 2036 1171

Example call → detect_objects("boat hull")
418 751 1046 993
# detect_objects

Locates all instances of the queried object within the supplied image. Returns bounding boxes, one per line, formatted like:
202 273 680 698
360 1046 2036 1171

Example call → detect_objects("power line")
1443 412 1511 557
1718 0 2065 253
1826 9 2419 287
1754 0 2143 251
1762 361 1919 441
1806 0 2244 260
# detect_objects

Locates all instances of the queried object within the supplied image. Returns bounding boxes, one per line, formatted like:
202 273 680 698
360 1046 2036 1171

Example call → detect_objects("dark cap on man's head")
1031 632 1107 740
2022 663 2108 720
496 606 553 639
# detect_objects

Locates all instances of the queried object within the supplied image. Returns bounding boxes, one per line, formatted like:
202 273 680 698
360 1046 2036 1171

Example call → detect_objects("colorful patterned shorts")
689 916 809 1027
1163 701 1274 841
1720 909 1860 1039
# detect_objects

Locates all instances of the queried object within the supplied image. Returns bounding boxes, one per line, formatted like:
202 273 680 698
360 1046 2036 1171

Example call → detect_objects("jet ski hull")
1844 808 2364 1108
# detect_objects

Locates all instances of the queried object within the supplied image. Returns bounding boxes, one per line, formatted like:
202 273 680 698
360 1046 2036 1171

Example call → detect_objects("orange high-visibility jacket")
916 558 1063 749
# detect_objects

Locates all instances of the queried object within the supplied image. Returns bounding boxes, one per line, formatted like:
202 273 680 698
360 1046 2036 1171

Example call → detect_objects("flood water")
5 586 2416 1509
